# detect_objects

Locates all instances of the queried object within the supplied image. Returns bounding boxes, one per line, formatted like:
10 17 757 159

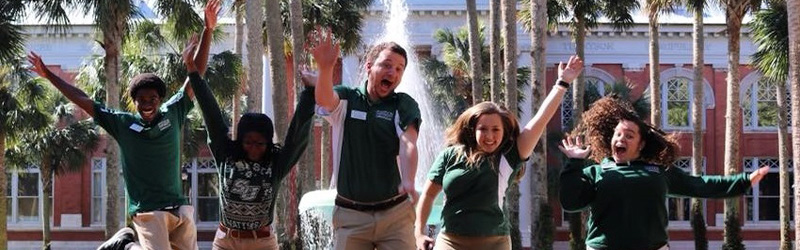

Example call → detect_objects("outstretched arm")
310 26 342 112
28 52 96 117
667 166 769 198
181 0 220 99
273 86 317 179
184 38 230 159
558 136 595 212
517 56 583 159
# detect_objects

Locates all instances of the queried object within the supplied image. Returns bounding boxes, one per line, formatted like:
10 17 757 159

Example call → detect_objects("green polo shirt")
428 145 526 236
560 158 751 249
319 83 421 202
92 87 193 215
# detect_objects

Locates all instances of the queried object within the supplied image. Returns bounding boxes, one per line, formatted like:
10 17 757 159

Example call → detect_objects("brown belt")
218 224 271 239
335 194 408 211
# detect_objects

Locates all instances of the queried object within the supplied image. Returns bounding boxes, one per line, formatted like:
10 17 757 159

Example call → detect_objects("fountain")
298 0 449 248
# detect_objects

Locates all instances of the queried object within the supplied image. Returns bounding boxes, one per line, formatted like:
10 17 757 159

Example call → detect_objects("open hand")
183 34 200 72
309 26 340 70
27 52 50 78
749 166 769 187
204 0 221 30
558 55 584 83
558 136 591 159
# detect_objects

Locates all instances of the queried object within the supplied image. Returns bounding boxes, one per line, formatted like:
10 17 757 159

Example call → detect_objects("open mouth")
380 79 393 89
141 109 155 117
613 145 627 155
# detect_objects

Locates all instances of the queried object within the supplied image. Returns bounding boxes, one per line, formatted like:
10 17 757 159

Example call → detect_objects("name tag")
350 110 367 120
129 123 144 132
158 119 171 131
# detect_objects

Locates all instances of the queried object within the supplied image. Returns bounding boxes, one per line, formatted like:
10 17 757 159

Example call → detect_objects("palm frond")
750 3 788 83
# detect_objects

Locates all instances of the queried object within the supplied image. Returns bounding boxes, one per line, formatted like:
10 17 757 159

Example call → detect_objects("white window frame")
90 157 125 226
6 166 52 228
184 157 219 228
659 68 714 131
561 67 616 130
743 157 793 227
741 72 793 131
666 157 707 228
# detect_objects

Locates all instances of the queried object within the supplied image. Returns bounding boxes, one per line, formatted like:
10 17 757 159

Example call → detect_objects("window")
6 167 52 225
183 157 220 224
667 158 705 224
90 157 125 226
744 157 793 223
659 68 713 130
742 73 792 130
561 70 614 129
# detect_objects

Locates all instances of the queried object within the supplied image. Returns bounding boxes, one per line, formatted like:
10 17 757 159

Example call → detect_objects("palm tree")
6 94 99 249
0 60 51 249
526 0 552 248
750 2 791 248
718 1 760 248
645 0 677 128
245 0 265 113
466 0 484 104
490 0 502 102
788 0 800 246
500 0 522 248
687 0 709 248
232 0 245 137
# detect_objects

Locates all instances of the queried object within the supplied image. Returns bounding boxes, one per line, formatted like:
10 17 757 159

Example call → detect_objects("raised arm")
517 56 583 159
414 180 441 250
28 52 96 117
273 86 317 179
558 136 595 212
181 0 220 99
310 26 341 112
184 39 230 159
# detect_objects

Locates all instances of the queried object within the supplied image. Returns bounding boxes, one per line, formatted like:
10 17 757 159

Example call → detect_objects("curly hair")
445 102 520 167
571 95 680 166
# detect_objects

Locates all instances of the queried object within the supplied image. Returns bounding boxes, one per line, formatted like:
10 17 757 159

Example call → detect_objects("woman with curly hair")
558 96 769 250
414 56 584 250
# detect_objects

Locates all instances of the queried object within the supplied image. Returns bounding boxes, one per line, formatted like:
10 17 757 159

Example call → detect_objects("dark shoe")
96 227 135 250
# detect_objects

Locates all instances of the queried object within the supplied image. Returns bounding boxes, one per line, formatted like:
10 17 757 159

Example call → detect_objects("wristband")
557 79 570 88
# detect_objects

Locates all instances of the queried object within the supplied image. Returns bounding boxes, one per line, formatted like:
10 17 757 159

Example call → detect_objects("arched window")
561 67 615 130
660 68 714 130
741 72 792 130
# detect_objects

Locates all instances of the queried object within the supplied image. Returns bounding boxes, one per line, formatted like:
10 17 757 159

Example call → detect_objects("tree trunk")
0 131 7 249
289 0 313 245
103 11 125 236
777 80 792 250
321 120 331 188
788 0 800 247
232 0 245 137
502 0 517 111
489 0 502 102
722 13 744 250
572 15 586 123
245 0 265 113
529 0 551 248
690 5 708 250
41 164 52 249
649 14 661 128
466 0 483 104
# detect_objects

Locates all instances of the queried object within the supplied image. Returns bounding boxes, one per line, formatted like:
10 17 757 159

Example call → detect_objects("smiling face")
475 113 505 154
133 88 163 123
365 49 406 101
241 131 268 161
611 119 644 163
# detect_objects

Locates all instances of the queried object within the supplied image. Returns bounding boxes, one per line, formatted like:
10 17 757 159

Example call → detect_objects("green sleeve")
396 93 421 131
428 148 453 185
91 102 129 138
559 158 596 212
187 72 232 161
273 87 317 180
502 144 527 170
163 85 194 125
665 167 751 198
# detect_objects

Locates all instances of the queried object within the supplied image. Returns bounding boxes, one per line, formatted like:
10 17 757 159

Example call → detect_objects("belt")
219 224 271 239
335 194 408 211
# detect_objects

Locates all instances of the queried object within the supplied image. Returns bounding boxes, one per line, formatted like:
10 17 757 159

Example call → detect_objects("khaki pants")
332 199 415 250
211 228 278 250
132 205 198 250
587 244 668 250
433 233 510 250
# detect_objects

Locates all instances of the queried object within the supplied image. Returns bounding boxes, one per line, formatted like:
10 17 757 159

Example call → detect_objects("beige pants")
211 228 278 250
131 205 198 250
332 199 415 250
587 244 668 250
433 233 511 250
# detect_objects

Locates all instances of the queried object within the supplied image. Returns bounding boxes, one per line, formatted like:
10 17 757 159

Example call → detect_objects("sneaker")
96 227 135 250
